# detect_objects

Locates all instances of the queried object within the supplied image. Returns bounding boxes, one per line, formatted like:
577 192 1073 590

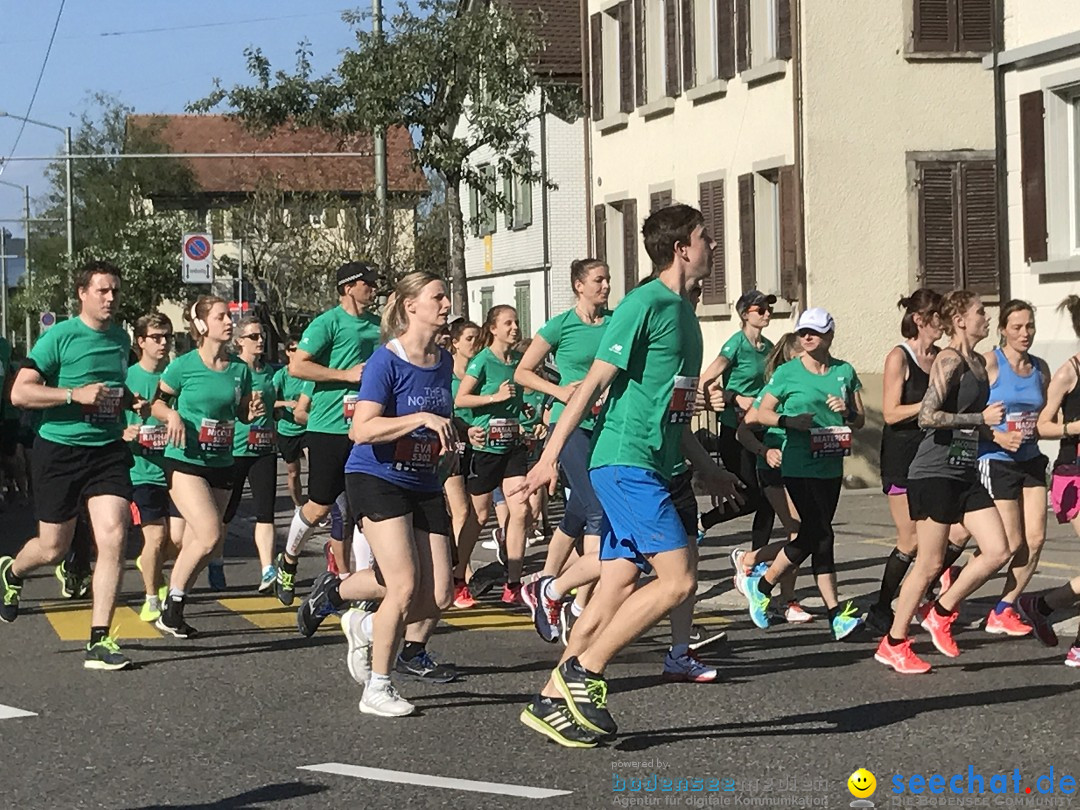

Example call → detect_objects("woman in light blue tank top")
976 301 1050 637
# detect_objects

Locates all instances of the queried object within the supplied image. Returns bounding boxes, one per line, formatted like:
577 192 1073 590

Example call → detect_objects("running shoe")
560 601 577 647
501 582 523 606
730 548 749 596
0 556 21 623
341 607 373 685
359 682 415 717
688 623 727 651
274 553 295 606
494 526 507 567
984 606 1033 637
55 560 77 599
452 581 477 609
519 695 599 748
207 562 227 591
324 540 340 576
785 601 813 624
744 573 771 630
155 596 198 639
830 601 864 641
523 576 561 643
661 650 718 683
874 635 931 674
1065 647 1080 668
395 649 458 683
937 564 961 599
138 597 161 623
258 565 277 594
551 656 617 737
917 602 960 657
864 603 894 637
1016 594 1059 647
84 636 132 671
135 554 143 573
297 571 339 637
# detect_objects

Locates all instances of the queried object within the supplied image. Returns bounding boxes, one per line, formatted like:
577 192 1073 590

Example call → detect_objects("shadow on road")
130 781 327 809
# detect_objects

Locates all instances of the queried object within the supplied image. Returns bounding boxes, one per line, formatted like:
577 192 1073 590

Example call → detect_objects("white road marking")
299 763 572 799
0 703 36 720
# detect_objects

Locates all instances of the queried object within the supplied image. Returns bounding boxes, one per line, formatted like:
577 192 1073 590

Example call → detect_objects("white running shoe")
341 608 373 685
359 681 415 717
730 548 749 597
784 601 813 623
661 651 719 683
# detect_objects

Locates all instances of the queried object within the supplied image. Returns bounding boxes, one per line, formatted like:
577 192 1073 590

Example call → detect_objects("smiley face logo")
848 769 876 799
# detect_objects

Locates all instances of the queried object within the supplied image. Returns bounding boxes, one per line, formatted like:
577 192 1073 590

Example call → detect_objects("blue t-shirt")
345 344 454 492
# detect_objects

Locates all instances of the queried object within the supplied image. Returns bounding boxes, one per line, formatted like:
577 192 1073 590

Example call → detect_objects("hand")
122 424 140 443
493 380 515 403
700 379 725 413
556 381 581 404
71 383 107 407
533 422 548 440
506 457 557 502
164 410 185 449
765 448 782 469
343 363 366 385
422 413 456 454
825 394 847 414
994 430 1023 453
467 425 485 447
130 393 149 419
734 394 755 413
784 413 815 431
249 392 266 420
700 466 746 506
982 401 1006 426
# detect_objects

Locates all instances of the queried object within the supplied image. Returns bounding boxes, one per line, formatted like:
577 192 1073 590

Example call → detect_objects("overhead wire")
5 0 68 160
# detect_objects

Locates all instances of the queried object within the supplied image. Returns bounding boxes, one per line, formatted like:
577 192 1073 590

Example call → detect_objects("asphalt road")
2 482 1080 809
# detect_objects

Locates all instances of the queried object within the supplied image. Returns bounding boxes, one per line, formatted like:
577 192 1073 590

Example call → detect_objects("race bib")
343 393 359 423
137 424 167 455
246 425 276 453
809 426 852 459
198 418 234 453
488 417 520 449
392 430 440 473
81 387 125 425
668 375 699 424
1005 410 1038 443
947 429 978 469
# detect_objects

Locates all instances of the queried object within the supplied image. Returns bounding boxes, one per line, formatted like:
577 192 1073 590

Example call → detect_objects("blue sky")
0 1 362 236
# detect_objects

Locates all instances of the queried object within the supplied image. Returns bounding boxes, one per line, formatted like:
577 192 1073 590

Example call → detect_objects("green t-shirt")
451 373 475 426
589 280 703 480
297 306 381 436
126 363 167 487
718 331 774 428
521 388 546 434
756 357 862 479
28 317 131 447
161 350 253 468
273 365 313 438
234 362 278 457
536 308 613 432
462 348 524 455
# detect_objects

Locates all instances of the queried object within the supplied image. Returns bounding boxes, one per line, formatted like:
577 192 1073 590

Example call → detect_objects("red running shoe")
938 565 961 598
324 541 340 576
452 581 477 609
984 606 1033 637
874 635 932 674
501 582 523 605
918 602 960 657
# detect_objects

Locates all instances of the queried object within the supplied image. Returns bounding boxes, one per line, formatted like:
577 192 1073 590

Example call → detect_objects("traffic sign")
39 311 56 332
182 233 214 284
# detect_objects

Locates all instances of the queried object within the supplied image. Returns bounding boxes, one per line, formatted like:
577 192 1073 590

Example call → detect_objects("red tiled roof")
503 0 582 79
126 114 428 196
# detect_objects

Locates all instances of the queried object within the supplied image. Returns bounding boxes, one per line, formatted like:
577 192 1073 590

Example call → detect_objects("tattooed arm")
918 350 1002 430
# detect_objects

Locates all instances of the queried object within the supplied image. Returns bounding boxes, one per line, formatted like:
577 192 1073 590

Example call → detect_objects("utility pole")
373 0 389 273
0 227 8 338
64 125 74 314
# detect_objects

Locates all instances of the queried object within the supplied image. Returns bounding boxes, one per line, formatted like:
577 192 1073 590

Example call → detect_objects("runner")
454 305 531 604
975 301 1048 637
222 316 282 593
743 308 866 641
0 260 137 670
513 204 741 747
297 272 456 716
126 313 174 621
273 337 312 509
277 262 382 603
874 290 1011 674
865 290 943 635
152 296 261 638
1016 578 1080 663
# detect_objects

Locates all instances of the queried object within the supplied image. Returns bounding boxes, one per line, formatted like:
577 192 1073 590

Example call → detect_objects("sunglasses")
240 333 265 341
145 333 173 343
747 306 773 315
797 329 827 339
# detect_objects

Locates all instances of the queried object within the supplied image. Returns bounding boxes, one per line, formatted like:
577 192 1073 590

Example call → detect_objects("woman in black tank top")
866 290 942 636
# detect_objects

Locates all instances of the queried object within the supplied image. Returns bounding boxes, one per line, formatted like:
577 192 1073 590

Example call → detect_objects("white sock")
544 580 563 602
168 588 185 601
352 526 372 572
670 643 689 658
285 506 316 557
368 672 390 690
145 595 160 608
360 612 375 638
571 600 583 617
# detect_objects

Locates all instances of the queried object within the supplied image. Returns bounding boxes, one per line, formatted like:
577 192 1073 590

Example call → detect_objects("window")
1070 96 1080 254
590 4 634 123
755 171 781 295
649 188 673 213
210 209 224 241
469 164 497 237
504 173 533 230
739 166 798 300
915 157 998 294
737 0 790 72
698 178 727 304
634 0 681 103
910 0 995 55
480 287 494 318
515 282 532 337
594 199 640 300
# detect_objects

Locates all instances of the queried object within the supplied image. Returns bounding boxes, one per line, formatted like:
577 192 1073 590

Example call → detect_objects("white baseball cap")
796 307 835 334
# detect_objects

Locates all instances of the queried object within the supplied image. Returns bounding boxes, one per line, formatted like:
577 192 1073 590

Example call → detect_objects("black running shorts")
305 431 352 506
131 483 170 525
31 438 133 523
907 477 994 525
346 471 451 536
165 458 235 491
977 454 1048 501
466 445 529 496
277 432 306 465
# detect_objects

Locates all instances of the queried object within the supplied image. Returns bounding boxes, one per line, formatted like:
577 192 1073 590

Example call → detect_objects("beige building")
587 0 1000 484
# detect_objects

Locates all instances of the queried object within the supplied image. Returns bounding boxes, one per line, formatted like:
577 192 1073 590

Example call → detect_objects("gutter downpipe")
992 0 1010 301
580 0 594 254
792 0 807 310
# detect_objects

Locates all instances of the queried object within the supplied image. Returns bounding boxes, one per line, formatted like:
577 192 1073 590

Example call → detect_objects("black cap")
735 290 777 316
336 261 380 292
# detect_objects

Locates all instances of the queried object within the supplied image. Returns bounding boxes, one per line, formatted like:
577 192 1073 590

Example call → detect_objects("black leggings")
224 454 277 524
705 425 775 547
781 476 842 576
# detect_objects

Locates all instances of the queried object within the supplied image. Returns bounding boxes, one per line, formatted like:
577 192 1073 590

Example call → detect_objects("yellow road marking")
41 602 161 641
216 595 341 632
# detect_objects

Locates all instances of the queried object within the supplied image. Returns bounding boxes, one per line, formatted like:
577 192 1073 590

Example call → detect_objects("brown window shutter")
681 0 696 89
957 0 994 53
594 204 608 262
590 13 604 121
736 0 750 72
699 180 727 304
665 0 681 97
918 162 961 292
738 173 756 293
621 199 640 292
619 1 634 112
635 0 647 106
649 189 673 213
913 0 957 53
716 0 736 79
960 160 999 295
776 0 792 61
1019 91 1048 263
778 165 798 300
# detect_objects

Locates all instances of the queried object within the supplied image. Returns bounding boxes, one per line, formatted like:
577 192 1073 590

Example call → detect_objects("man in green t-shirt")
276 262 382 605
0 260 140 671
514 205 742 748
273 338 313 508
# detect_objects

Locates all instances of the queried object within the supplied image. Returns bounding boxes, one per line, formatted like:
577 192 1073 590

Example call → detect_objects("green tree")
192 0 581 319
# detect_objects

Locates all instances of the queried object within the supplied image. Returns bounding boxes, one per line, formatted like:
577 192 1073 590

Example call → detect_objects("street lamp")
0 179 32 347
0 110 73 312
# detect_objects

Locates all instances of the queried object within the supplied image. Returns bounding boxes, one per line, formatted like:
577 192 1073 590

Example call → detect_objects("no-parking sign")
182 233 214 284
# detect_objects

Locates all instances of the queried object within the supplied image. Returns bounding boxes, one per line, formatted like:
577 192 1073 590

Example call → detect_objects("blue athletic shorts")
590 465 689 573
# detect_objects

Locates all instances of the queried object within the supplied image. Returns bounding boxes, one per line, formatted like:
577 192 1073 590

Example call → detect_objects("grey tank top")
907 349 990 482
